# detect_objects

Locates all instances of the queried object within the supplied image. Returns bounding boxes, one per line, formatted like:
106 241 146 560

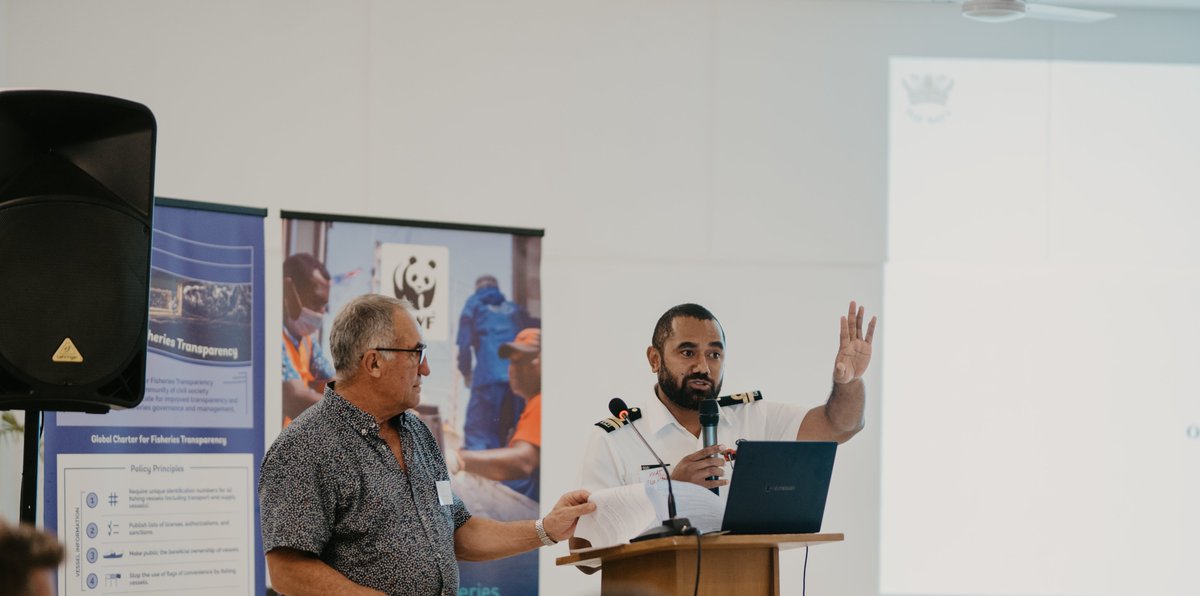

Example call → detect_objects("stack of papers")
573 481 727 549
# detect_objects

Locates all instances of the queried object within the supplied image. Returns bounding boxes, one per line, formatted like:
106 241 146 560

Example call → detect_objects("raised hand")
834 300 877 384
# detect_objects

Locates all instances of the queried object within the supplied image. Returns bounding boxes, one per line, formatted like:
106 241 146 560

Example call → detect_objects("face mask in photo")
289 306 323 337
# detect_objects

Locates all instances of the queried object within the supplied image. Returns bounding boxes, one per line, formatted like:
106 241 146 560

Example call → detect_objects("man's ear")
646 345 661 373
362 350 385 378
283 276 300 319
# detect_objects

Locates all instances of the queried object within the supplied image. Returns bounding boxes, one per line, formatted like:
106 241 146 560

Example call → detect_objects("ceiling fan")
951 0 1116 23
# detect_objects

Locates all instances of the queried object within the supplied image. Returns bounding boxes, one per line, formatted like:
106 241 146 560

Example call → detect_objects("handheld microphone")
699 398 720 494
608 397 692 541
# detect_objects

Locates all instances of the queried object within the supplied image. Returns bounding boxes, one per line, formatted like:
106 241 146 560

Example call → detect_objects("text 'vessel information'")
57 453 254 595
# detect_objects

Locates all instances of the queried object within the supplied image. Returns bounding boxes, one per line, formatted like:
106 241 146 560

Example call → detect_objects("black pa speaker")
0 90 156 413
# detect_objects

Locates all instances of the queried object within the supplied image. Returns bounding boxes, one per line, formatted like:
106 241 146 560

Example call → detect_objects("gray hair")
329 294 408 379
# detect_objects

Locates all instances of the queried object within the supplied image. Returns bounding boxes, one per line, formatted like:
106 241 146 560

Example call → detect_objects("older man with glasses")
259 294 593 596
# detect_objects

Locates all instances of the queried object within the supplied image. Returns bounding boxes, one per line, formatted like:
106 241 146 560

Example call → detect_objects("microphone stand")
621 412 693 542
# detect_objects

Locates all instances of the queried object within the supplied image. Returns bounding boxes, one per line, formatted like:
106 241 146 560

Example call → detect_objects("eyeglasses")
373 343 428 365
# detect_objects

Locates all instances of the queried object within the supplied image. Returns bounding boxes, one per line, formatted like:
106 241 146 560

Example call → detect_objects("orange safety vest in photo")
282 331 317 427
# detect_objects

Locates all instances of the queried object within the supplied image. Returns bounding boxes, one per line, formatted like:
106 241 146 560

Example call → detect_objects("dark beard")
657 369 721 411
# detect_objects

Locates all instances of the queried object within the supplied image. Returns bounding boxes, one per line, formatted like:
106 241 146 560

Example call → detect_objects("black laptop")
720 440 837 534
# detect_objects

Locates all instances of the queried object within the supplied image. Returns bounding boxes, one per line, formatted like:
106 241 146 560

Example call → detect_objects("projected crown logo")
902 73 954 124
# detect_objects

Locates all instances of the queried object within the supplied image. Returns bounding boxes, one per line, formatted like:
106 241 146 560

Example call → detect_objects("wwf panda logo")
394 256 437 309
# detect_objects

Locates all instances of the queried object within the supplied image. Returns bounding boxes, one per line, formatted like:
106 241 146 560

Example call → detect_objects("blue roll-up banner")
44 199 266 595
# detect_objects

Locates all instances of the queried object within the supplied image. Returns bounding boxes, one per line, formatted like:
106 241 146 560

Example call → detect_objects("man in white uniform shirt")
579 301 876 494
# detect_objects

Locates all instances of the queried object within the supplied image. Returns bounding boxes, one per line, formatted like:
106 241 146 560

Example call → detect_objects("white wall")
3 1 1198 594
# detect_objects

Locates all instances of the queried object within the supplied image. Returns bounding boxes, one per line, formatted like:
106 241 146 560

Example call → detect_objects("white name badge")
436 480 454 506
639 465 669 486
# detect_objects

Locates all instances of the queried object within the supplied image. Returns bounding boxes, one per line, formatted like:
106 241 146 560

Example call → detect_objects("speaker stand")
19 409 41 524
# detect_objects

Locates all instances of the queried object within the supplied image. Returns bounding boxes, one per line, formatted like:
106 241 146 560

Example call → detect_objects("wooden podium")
556 533 843 596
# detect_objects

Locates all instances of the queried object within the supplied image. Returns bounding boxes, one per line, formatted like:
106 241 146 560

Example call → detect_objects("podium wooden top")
555 532 844 568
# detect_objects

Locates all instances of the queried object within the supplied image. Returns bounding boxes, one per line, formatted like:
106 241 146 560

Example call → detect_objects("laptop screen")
721 441 837 534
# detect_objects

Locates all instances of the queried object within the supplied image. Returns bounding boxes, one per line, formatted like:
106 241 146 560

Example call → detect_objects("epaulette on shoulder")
594 407 643 433
716 390 763 408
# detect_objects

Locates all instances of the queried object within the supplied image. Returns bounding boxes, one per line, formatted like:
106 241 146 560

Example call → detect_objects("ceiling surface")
890 0 1200 9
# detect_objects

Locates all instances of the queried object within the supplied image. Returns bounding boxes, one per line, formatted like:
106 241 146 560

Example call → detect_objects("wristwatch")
534 517 557 546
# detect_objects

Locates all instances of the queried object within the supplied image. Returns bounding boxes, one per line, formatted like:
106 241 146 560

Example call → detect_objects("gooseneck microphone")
699 398 720 494
608 397 693 542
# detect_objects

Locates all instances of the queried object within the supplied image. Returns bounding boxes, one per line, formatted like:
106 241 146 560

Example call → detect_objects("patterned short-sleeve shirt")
259 384 471 595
